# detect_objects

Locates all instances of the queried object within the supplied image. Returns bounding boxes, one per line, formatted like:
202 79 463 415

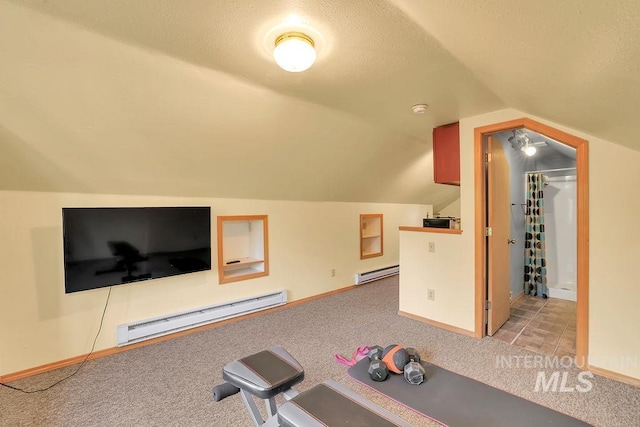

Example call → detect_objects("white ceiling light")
518 132 537 156
411 104 429 114
274 32 316 72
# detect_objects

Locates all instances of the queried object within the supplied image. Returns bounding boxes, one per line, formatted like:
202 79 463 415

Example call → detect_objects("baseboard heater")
116 289 287 346
354 265 399 285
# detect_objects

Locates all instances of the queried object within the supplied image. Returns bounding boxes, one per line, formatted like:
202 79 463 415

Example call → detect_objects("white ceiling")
1 0 639 210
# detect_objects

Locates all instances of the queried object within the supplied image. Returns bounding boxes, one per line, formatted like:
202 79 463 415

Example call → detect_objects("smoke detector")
411 104 429 114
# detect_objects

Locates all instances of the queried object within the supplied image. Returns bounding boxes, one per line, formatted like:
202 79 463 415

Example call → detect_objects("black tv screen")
63 207 211 293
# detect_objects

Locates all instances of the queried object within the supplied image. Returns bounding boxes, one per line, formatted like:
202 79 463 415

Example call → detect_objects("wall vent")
354 265 399 285
116 290 286 346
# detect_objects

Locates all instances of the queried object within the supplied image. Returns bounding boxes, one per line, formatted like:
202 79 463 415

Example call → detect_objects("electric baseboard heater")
354 265 399 285
117 290 286 346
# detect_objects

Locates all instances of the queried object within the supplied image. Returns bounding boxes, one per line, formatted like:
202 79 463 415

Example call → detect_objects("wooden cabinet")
217 215 268 284
433 121 460 185
360 214 383 259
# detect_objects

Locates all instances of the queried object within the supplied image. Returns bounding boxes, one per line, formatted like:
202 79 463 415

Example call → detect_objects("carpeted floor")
1 277 639 426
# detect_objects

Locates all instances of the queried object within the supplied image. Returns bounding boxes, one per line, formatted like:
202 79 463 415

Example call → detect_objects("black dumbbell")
367 345 389 382
406 347 421 363
403 348 425 385
404 361 426 385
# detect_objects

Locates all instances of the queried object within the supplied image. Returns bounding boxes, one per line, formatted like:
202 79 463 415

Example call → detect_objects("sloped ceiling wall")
2 0 639 210
391 0 640 149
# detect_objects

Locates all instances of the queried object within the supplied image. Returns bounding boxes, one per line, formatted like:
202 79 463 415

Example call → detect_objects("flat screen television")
63 207 211 293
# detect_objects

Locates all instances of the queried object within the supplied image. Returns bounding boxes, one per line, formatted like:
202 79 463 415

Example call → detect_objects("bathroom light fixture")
517 132 537 156
273 32 316 72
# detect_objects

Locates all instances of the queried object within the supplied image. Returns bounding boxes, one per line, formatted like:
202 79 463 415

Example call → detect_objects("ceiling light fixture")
273 32 316 72
515 131 537 156
411 104 429 114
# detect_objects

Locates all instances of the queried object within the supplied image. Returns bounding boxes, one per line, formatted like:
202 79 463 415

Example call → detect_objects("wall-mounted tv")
63 207 211 293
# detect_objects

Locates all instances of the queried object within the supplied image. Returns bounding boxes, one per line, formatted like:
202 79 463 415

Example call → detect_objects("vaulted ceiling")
1 0 639 211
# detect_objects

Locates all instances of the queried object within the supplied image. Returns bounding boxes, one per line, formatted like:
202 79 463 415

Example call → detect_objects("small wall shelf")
360 213 383 259
217 215 269 284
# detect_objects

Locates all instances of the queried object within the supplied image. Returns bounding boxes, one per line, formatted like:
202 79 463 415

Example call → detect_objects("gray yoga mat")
347 359 591 427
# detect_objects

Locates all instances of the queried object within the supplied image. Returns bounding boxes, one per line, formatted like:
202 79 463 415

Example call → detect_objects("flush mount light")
411 104 429 114
273 32 316 72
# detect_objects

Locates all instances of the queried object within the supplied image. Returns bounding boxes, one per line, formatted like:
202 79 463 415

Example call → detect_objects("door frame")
474 117 589 368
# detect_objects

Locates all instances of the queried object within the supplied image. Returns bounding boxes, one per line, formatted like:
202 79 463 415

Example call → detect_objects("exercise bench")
213 346 412 427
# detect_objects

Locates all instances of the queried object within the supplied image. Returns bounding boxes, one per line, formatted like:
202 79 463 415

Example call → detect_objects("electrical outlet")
427 289 435 301
428 242 435 252
331 269 336 277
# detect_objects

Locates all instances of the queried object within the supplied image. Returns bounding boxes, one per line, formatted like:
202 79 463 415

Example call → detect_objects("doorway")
473 118 589 367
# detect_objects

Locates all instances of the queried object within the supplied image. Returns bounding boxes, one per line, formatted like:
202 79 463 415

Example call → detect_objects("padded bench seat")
222 346 305 399
268 380 412 427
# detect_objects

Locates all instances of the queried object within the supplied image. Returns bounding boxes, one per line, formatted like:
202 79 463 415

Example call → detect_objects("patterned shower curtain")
524 173 548 298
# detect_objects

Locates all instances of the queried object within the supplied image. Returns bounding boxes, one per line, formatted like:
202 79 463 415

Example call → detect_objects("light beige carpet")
2 277 639 426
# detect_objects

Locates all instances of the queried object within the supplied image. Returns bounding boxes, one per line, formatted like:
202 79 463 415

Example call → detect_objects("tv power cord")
0 286 112 393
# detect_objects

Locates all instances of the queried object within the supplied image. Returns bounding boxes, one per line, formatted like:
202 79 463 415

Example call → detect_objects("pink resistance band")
334 346 370 366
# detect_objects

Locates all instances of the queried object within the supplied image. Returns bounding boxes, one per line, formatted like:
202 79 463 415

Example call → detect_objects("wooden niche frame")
217 215 269 284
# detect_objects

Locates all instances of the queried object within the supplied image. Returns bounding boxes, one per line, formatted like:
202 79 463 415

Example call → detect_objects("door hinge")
485 226 493 236
485 152 491 162
486 300 492 310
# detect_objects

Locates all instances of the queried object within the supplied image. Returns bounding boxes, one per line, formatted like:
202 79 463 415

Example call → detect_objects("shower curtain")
524 173 548 298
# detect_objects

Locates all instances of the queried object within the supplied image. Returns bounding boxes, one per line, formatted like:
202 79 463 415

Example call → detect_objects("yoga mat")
347 359 591 427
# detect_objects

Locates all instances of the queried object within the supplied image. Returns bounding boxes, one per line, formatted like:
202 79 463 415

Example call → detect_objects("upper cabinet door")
433 122 460 186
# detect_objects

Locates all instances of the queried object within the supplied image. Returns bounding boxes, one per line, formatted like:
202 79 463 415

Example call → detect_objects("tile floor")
491 294 576 357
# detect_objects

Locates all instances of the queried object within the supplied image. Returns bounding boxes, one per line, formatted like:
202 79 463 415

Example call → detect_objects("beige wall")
399 230 474 331
401 108 640 380
0 191 429 375
4 108 640 381
588 138 640 377
436 198 461 217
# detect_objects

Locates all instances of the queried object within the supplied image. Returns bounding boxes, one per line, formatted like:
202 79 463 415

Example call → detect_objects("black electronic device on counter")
423 217 456 229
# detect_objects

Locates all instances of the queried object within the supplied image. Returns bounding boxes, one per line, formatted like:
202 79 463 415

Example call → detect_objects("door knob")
508 239 516 245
